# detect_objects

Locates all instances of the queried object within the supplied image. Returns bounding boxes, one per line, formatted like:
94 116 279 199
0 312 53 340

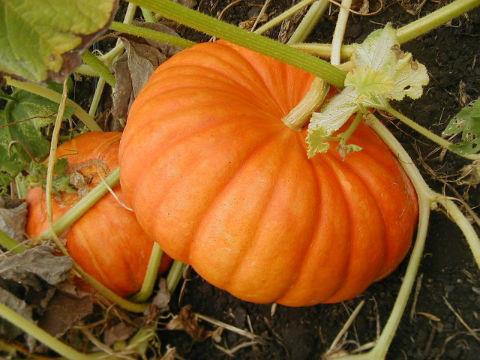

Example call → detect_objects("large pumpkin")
119 41 418 306
26 132 170 297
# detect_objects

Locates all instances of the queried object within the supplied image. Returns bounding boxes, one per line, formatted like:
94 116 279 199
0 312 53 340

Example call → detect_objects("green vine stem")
291 0 480 58
128 0 346 88
254 0 317 35
0 303 92 360
130 242 164 302
166 261 187 293
81 51 116 87
287 0 329 44
385 106 480 161
331 0 352 65
141 7 156 22
435 196 480 267
86 3 137 118
0 230 27 253
396 0 480 44
338 114 480 359
4 77 101 132
37 168 120 240
110 22 196 48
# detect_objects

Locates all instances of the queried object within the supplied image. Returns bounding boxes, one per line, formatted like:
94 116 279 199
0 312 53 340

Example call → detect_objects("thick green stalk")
331 0 353 65
0 303 91 360
291 0 480 59
287 0 329 44
128 0 346 88
38 168 120 240
254 0 317 35
0 230 27 253
130 242 163 302
396 0 480 43
110 22 196 48
141 7 156 22
4 78 101 132
166 261 186 293
81 51 116 87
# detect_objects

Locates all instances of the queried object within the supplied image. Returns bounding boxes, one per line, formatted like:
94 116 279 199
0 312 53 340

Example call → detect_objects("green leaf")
0 88 73 191
0 0 118 82
307 24 429 158
443 99 480 155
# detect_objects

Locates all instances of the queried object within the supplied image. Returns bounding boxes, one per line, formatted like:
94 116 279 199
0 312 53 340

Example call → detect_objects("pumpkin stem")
282 78 329 131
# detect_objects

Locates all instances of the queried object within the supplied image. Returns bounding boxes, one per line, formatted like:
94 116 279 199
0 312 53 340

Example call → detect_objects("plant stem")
130 242 163 302
291 0 480 58
45 79 69 247
37 168 120 240
331 0 352 65
141 7 156 22
4 78 101 132
435 196 480 267
385 106 480 161
339 111 363 143
88 78 106 117
81 51 116 87
396 0 480 44
110 22 196 48
287 0 329 44
254 0 317 35
282 78 329 130
128 0 346 88
75 64 98 77
0 230 27 253
0 303 91 360
166 261 186 293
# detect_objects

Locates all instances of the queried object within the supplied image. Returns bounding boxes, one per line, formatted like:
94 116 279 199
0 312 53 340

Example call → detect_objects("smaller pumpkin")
26 132 171 297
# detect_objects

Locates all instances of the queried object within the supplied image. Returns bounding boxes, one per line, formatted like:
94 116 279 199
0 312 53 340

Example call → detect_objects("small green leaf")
0 0 118 82
443 99 480 155
0 88 73 191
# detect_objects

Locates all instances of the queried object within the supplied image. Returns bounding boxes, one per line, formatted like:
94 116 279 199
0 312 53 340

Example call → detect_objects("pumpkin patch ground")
0 1 479 359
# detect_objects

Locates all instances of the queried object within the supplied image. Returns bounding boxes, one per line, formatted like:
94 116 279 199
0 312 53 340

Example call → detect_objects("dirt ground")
153 1 480 359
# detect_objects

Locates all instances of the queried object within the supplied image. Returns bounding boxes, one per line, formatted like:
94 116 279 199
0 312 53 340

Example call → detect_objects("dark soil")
159 1 480 359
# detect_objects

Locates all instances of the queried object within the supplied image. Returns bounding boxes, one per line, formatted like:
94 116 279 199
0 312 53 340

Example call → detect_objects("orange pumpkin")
26 132 171 297
119 41 418 306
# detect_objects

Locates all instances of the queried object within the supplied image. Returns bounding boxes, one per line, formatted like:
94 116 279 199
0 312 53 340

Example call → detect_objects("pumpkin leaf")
307 23 429 158
307 87 358 157
0 0 118 82
443 98 480 155
0 87 73 193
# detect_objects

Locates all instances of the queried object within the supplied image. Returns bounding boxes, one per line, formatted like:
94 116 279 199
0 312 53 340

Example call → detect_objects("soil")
157 1 480 359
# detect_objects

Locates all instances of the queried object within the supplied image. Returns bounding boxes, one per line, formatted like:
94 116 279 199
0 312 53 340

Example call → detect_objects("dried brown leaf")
103 322 136 346
0 199 27 243
39 292 94 337
166 305 210 341
112 23 183 124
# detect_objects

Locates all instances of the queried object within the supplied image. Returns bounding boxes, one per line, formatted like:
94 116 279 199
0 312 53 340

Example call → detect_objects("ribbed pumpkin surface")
26 132 170 297
119 41 418 306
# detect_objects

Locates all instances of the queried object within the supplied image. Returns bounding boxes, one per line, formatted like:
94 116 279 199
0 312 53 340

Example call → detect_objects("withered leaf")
0 287 33 338
104 322 136 346
112 22 183 125
166 305 210 341
0 246 72 289
39 291 93 337
0 198 27 243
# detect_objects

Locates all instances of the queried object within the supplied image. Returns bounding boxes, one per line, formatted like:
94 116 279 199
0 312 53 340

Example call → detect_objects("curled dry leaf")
0 198 27 243
39 291 94 337
0 287 32 338
166 305 211 341
103 322 136 347
112 23 183 126
0 246 72 289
